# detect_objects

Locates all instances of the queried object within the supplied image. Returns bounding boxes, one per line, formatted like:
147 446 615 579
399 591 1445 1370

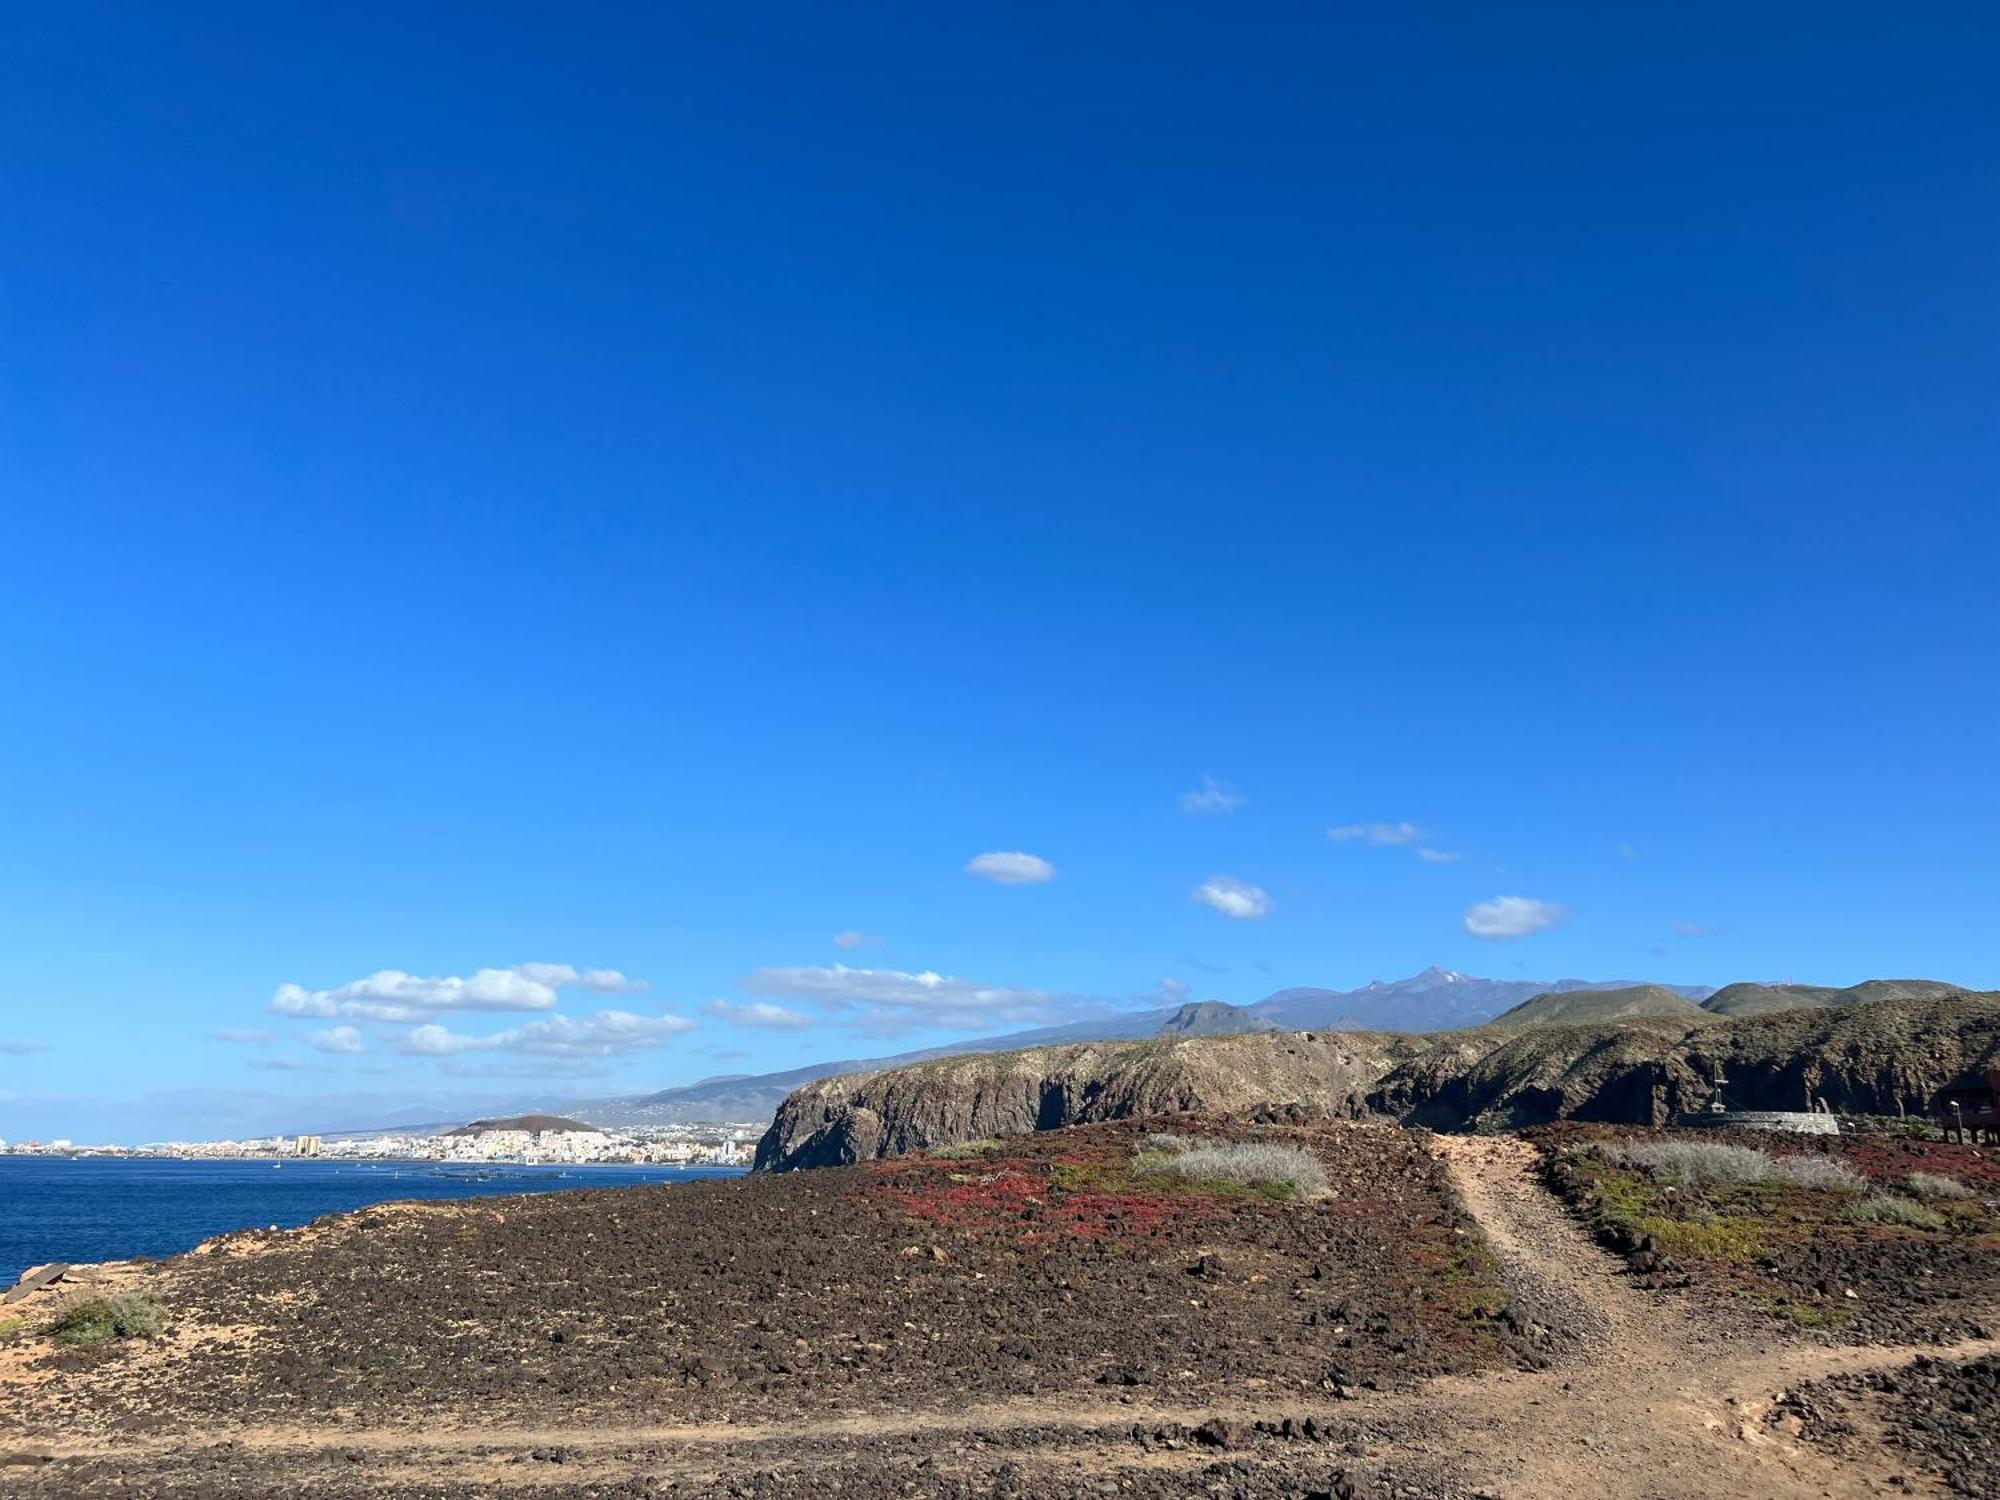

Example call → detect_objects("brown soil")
1778 1352 2000 1497
1535 1124 2000 1343
1 1120 1995 1498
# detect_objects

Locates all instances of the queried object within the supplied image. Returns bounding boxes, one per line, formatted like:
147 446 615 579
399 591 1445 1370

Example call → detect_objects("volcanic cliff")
755 993 2000 1170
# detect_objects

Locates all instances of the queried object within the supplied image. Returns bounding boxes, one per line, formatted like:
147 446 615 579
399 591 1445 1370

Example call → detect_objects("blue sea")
0 1155 746 1286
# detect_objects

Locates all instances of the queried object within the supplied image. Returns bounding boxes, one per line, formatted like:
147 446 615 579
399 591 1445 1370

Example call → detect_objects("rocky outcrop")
754 995 2000 1169
753 1031 1428 1171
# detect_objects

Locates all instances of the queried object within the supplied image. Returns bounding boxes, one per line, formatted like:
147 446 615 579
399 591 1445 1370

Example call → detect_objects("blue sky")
3 4 1995 1139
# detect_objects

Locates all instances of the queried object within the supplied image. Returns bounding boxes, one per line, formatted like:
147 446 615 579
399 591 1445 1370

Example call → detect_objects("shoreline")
0 1160 752 1176
0 1157 747 1290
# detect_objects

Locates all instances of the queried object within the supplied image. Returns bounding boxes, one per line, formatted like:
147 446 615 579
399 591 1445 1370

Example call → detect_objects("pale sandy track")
1420 1134 1995 1499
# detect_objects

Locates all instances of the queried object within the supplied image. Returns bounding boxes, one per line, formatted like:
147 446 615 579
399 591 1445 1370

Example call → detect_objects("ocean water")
0 1155 747 1285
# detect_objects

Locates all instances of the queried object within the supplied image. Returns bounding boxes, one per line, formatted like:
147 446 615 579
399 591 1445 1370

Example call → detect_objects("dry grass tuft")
1143 1140 1329 1201
1604 1140 1865 1193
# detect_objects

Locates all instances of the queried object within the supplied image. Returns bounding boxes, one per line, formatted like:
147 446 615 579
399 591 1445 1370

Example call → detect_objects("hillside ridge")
755 992 2000 1170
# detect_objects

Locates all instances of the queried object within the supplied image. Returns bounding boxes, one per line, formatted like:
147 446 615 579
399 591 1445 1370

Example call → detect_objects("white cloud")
965 851 1056 885
1327 821 1424 846
398 1024 481 1057
516 963 645 994
832 931 881 950
1193 876 1272 920
1463 896 1568 940
396 1009 693 1060
1416 847 1462 864
1178 776 1246 815
701 999 814 1030
0 1039 48 1056
744 963 1056 1030
308 1025 366 1055
271 962 643 1021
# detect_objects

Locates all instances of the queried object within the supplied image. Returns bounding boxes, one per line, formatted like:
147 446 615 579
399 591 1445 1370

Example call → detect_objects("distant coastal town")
0 1114 760 1168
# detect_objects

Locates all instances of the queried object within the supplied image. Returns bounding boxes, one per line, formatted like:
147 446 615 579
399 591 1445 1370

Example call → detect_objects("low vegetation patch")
1905 1171 1972 1200
1536 1124 2000 1344
50 1294 166 1348
0 1316 26 1344
1603 1139 1864 1192
927 1138 1004 1160
1844 1195 1948 1231
1137 1139 1330 1202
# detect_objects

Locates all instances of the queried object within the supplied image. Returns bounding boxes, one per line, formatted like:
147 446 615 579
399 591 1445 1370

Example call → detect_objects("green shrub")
0 1316 25 1344
927 1138 1003 1160
1641 1214 1764 1261
1772 1299 1849 1329
1844 1195 1947 1230
1905 1171 1972 1200
50 1294 166 1347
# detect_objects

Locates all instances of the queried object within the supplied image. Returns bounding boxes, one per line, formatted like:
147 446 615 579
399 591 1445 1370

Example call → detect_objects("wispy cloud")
700 999 814 1030
270 963 645 1022
1416 847 1462 864
1463 896 1568 940
247 1056 334 1073
1178 776 1246 816
965 851 1056 885
1327 821 1424 846
1183 954 1230 974
396 1009 693 1060
744 963 1056 1031
0 1039 49 1056
1670 921 1720 939
308 1025 366 1055
1193 876 1272 920
832 931 882 951
211 1028 277 1046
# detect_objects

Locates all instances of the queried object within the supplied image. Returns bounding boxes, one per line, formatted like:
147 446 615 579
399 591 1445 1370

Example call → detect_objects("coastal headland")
3 1083 1999 1496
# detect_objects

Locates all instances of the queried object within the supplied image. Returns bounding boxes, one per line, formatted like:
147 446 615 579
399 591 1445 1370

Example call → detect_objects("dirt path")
6 1137 1993 1498
1420 1134 1997 1499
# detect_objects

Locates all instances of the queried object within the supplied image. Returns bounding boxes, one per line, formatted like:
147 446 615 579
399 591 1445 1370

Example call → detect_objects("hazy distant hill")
1700 978 1965 1018
1492 984 1712 1028
1153 1000 1279 1036
448 1113 598 1136
1246 966 1712 1033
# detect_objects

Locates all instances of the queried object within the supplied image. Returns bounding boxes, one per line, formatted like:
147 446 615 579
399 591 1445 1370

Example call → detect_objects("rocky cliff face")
752 1030 1428 1171
754 995 2000 1169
